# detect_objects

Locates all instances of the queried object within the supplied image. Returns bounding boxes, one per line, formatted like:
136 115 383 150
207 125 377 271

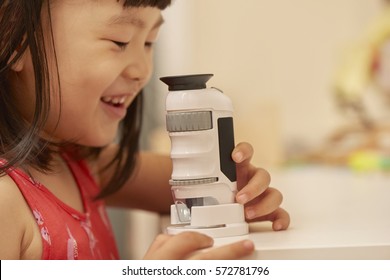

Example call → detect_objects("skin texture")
0 0 289 260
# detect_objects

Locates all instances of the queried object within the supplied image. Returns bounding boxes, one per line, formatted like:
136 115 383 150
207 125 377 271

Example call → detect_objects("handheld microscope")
160 74 248 238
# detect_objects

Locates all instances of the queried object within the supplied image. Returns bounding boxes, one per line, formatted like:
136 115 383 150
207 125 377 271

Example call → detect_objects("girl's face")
11 0 163 146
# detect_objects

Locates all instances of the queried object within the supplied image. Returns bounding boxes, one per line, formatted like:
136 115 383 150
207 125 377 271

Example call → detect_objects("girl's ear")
8 50 27 72
8 36 28 72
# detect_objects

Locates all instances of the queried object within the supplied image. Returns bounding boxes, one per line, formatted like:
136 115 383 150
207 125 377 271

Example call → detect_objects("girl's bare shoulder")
0 175 41 259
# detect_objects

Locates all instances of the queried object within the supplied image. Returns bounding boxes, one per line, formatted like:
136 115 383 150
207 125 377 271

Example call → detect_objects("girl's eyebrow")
107 13 164 30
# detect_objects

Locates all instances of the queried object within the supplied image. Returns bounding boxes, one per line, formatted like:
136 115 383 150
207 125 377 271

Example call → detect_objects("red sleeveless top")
2 155 120 260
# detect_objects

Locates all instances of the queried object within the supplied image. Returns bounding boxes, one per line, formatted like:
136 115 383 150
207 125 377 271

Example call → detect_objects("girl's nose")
122 45 151 83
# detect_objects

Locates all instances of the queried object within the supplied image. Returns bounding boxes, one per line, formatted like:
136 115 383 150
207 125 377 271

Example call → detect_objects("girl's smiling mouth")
101 96 126 107
100 95 130 119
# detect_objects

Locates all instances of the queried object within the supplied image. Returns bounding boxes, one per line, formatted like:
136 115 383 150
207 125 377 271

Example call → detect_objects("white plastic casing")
163 75 248 238
167 88 236 207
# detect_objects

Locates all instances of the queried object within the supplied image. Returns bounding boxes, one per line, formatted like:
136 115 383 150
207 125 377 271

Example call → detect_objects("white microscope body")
160 74 248 238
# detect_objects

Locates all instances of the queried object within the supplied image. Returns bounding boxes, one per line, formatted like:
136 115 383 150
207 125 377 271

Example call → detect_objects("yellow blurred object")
347 150 380 172
335 7 390 103
347 149 390 172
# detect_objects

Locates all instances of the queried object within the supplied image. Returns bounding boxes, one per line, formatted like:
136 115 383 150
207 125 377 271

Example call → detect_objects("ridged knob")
166 111 212 132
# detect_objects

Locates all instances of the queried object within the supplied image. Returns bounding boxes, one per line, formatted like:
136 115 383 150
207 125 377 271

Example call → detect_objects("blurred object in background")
291 2 390 172
334 4 390 126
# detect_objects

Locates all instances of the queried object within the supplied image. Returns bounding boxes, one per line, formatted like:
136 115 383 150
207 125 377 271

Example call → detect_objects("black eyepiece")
160 74 214 91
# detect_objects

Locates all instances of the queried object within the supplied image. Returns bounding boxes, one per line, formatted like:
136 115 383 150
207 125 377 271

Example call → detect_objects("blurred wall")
152 0 384 167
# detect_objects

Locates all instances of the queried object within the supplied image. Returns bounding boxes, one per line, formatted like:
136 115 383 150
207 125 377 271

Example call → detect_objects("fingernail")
274 223 282 231
236 193 248 204
245 209 256 219
234 152 243 162
242 240 254 250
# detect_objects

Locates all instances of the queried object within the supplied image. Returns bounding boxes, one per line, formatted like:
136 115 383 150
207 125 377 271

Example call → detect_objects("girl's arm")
98 145 173 213
98 142 290 229
0 175 35 259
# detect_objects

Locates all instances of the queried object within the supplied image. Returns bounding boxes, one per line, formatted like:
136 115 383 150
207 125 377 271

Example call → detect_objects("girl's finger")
144 231 213 260
191 240 255 260
232 142 254 164
243 187 283 220
251 207 291 231
236 168 271 204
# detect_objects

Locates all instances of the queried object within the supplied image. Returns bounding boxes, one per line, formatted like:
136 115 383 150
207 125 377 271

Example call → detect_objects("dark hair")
0 0 171 198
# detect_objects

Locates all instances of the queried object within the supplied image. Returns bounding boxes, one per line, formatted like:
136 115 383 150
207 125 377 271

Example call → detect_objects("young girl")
0 0 289 260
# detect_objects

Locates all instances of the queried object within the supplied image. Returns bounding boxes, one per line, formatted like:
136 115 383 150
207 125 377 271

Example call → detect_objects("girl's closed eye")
110 41 154 51
111 40 129 50
145 41 155 49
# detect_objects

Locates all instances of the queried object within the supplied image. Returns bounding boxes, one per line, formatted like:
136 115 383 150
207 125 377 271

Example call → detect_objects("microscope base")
167 203 248 238
167 223 248 238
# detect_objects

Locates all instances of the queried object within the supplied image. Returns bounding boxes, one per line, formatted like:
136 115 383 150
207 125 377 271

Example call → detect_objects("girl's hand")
233 142 290 231
143 232 254 260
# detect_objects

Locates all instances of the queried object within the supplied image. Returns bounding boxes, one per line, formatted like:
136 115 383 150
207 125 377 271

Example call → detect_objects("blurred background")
109 0 390 259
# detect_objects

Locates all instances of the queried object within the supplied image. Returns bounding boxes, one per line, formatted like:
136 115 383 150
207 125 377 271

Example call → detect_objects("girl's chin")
69 134 117 148
45 124 119 147
83 137 117 148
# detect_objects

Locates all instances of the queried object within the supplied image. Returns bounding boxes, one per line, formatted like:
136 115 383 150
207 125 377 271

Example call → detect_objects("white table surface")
214 166 390 259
